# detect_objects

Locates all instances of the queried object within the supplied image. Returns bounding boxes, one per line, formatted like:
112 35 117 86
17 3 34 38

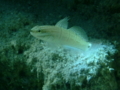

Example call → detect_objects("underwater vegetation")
24 39 117 90
0 0 120 90
28 17 117 90
0 58 44 90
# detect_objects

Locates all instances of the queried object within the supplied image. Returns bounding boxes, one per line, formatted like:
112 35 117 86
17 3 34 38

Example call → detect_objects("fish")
30 17 92 50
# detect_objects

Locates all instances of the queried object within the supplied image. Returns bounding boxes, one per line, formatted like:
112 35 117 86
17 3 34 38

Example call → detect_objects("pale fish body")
30 17 91 50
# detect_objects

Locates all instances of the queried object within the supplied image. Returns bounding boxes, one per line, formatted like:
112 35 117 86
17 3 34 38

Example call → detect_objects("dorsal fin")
55 17 69 29
68 26 88 41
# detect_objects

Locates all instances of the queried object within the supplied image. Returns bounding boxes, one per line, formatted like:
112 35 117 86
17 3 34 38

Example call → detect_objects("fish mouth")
30 31 50 37
30 30 37 33
38 33 50 37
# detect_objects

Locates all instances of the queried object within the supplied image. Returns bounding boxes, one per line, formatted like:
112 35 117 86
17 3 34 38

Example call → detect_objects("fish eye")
38 30 41 32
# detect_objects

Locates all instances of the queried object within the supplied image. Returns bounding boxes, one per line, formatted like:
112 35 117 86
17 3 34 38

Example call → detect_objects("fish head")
30 25 52 40
30 25 61 43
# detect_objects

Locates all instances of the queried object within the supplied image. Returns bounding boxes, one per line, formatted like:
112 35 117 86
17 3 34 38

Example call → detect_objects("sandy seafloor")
0 0 120 90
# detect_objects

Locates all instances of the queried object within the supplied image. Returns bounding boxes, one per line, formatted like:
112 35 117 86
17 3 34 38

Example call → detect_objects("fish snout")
30 29 40 33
